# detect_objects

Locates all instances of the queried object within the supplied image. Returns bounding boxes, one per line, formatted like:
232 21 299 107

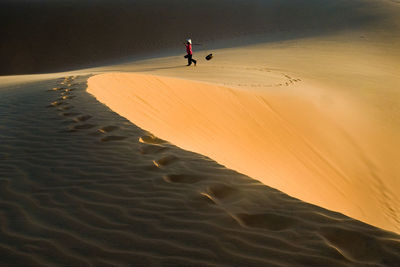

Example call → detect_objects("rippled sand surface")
0 76 399 266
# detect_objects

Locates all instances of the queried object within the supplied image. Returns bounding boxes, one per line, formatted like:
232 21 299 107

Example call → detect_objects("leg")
187 54 192 66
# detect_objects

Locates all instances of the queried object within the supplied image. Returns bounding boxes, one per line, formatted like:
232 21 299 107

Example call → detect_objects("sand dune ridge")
0 76 399 265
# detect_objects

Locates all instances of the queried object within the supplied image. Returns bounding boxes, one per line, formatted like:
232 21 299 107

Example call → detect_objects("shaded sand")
0 0 394 75
1 75 399 266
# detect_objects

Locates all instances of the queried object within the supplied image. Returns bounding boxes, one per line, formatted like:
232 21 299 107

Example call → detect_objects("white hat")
187 39 192 44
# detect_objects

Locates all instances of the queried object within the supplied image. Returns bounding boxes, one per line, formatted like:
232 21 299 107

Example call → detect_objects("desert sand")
1 0 400 266
0 74 398 266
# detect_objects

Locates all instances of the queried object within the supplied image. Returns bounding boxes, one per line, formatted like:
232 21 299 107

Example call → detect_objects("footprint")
139 145 168 155
235 213 297 230
50 87 65 91
98 125 118 134
163 174 203 184
153 155 179 167
190 193 217 206
70 124 96 131
60 91 73 96
319 227 383 261
139 135 166 145
100 136 127 142
74 115 92 122
57 105 74 111
61 112 81 117
207 184 238 200
46 101 65 108
58 95 75 101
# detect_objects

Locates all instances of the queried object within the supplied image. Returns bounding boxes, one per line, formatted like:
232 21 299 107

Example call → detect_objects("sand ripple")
0 76 399 266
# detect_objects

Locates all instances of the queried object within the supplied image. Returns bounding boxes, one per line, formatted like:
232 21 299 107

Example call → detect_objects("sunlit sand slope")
88 72 400 234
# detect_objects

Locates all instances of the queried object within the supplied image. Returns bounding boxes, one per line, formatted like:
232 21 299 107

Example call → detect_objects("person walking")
185 39 197 66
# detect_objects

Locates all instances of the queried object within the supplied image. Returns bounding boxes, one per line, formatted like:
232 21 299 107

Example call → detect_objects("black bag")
184 54 189 58
205 53 213 60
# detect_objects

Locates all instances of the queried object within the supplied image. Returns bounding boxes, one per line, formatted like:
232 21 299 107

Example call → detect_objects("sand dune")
2 0 400 265
85 0 400 234
0 75 399 266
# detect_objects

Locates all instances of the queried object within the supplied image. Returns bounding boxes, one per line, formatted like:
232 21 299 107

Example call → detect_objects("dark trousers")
187 54 197 66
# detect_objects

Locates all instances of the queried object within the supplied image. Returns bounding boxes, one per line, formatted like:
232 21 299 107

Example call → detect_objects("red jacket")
186 44 193 55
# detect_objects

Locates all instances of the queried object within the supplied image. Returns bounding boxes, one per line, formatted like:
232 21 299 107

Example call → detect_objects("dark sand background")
0 0 388 75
